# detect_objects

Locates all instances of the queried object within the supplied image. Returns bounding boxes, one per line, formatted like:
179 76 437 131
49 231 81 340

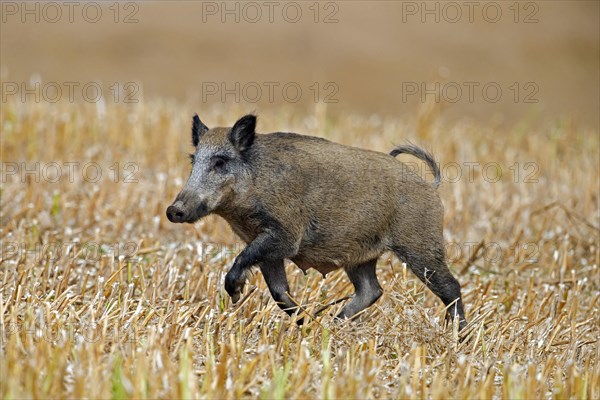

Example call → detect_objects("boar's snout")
166 201 186 223
166 192 210 224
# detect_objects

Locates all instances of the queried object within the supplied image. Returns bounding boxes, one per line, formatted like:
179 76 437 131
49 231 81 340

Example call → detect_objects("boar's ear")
192 114 209 147
229 114 256 152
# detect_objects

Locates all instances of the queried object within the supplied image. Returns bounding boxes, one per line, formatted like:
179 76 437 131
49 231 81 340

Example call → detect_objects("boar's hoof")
230 292 241 304
224 273 244 303
445 313 468 333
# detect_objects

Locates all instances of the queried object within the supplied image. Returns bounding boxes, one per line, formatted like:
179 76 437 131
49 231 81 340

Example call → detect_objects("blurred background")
1 1 598 129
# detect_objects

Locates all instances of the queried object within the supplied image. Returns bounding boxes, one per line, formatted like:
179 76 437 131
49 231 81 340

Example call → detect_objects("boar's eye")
210 155 229 172
188 153 195 164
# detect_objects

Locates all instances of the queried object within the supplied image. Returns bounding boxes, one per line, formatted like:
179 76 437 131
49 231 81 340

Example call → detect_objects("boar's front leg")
337 259 383 320
224 231 296 303
259 260 303 323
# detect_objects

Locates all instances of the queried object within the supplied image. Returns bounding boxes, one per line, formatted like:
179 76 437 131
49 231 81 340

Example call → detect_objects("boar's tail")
390 144 441 188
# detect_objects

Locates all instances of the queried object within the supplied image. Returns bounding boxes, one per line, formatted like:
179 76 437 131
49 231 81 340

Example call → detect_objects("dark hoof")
230 292 241 304
224 272 244 303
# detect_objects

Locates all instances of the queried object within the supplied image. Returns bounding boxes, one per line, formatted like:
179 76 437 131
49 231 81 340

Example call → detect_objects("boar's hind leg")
395 249 467 330
259 260 303 324
337 259 383 320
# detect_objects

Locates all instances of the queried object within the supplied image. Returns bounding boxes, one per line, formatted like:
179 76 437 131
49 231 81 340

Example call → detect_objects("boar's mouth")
191 202 210 221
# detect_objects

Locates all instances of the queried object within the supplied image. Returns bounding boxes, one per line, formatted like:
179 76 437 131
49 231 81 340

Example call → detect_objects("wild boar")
167 114 467 330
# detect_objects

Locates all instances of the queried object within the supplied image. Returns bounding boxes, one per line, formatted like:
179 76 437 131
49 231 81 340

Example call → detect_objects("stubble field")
1 98 598 398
